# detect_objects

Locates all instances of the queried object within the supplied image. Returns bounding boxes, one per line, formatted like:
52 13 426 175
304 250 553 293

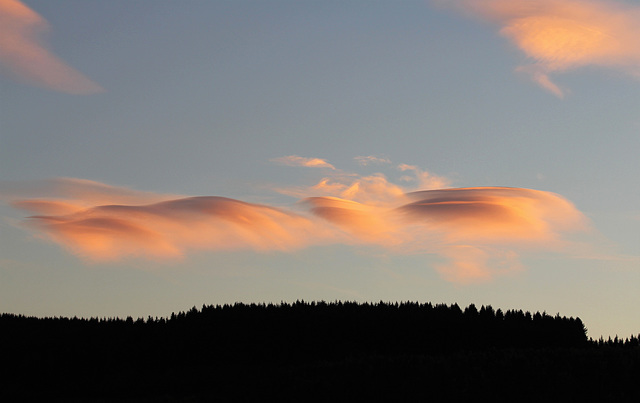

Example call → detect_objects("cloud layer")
438 0 640 97
6 159 588 283
0 0 102 93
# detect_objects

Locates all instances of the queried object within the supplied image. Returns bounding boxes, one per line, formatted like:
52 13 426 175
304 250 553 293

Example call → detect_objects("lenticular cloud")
19 196 322 260
7 162 588 283
303 186 587 282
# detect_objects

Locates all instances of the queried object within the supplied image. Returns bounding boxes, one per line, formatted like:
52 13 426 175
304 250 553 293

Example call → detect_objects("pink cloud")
303 196 404 246
273 158 448 206
305 186 587 281
275 174 408 206
437 0 640 97
18 196 325 261
3 177 178 212
0 0 103 94
400 187 586 244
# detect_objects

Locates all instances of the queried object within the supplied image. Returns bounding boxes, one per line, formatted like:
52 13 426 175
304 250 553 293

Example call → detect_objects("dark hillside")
1 301 638 401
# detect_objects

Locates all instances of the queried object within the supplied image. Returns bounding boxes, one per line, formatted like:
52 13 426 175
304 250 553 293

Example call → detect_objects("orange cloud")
277 174 409 207
400 187 586 244
17 196 324 261
438 0 640 97
303 197 404 246
270 155 336 170
303 187 587 281
7 172 589 283
0 0 102 94
272 157 447 206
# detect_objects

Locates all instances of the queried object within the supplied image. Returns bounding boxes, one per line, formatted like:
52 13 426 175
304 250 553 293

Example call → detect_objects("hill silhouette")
1 301 639 401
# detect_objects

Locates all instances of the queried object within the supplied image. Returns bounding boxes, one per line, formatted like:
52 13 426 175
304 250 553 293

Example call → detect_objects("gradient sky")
1 0 639 339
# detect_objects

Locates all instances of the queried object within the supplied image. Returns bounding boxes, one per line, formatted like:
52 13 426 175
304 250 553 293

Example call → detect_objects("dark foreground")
2 301 639 401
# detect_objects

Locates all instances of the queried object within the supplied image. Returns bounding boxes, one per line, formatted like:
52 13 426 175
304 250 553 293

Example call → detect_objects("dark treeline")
2 301 639 401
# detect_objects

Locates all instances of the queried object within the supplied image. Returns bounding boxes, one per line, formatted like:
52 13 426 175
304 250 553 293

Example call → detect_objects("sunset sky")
1 0 639 339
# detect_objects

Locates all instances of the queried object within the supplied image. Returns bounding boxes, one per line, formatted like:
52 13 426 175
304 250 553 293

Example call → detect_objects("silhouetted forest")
2 301 639 401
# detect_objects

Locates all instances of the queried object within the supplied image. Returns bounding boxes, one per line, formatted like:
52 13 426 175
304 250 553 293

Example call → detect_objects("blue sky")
1 0 639 339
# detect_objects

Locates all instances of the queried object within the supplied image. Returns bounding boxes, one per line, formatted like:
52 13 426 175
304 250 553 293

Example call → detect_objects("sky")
1 0 639 339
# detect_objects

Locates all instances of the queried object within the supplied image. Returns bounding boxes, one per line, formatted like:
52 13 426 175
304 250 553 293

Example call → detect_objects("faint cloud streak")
2 177 178 210
0 0 103 94
354 155 392 166
270 155 336 170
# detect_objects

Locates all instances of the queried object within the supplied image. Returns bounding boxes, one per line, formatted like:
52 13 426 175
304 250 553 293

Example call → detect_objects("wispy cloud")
434 246 523 284
398 164 450 190
437 0 640 97
0 0 103 94
305 174 409 206
6 162 589 283
273 156 448 206
2 177 177 210
354 155 392 166
270 155 336 170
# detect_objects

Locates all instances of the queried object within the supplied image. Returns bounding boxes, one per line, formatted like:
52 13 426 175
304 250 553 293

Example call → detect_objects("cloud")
437 0 640 97
354 155 392 166
310 174 409 206
273 157 447 206
7 166 589 283
400 187 586 244
305 187 587 281
0 0 103 94
303 197 404 246
2 177 178 210
398 164 451 190
15 196 327 261
433 246 523 284
275 173 411 207
270 155 336 170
